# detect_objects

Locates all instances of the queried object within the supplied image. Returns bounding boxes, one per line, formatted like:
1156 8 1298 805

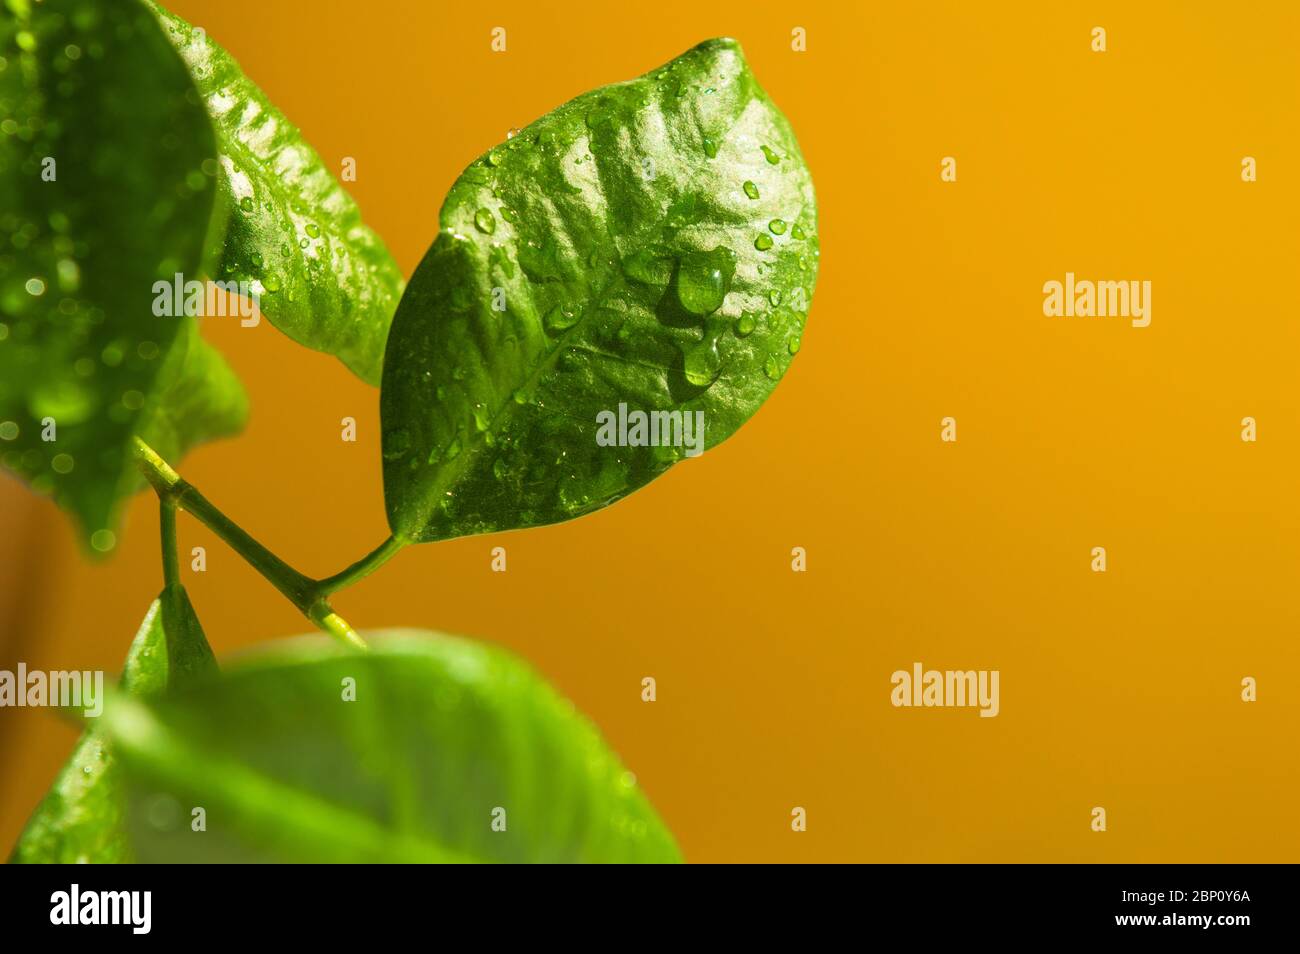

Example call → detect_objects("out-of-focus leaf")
8 586 216 863
0 0 244 551
133 317 249 480
380 38 818 542
104 631 681 863
149 2 404 385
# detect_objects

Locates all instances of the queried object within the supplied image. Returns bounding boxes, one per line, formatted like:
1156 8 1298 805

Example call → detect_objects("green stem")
317 533 406 595
159 496 180 589
133 437 377 650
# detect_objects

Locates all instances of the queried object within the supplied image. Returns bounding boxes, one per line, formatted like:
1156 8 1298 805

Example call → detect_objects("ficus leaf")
380 38 818 542
0 0 245 551
8 585 216 863
148 2 405 386
103 631 681 863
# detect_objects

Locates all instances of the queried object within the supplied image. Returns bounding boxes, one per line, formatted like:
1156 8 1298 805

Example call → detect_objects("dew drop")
764 354 780 380
474 208 496 234
238 196 254 213
734 312 757 337
683 339 721 386
754 234 773 251
761 145 781 165
90 529 116 553
675 246 736 316
702 137 718 158
768 219 787 235
544 303 579 334
305 223 321 239
742 180 759 200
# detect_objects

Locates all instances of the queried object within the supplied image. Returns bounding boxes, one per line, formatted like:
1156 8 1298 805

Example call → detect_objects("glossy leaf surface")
150 2 405 385
381 38 818 541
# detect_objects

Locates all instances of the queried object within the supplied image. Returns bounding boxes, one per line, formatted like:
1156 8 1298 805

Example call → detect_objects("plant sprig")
6 0 814 865
132 437 404 650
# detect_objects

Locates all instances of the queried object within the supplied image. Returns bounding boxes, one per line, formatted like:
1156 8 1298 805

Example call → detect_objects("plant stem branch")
317 534 406 595
159 497 180 590
132 436 376 650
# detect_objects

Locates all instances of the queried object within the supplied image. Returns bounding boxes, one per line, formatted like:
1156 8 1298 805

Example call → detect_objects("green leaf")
148 2 404 386
134 317 249 478
103 631 682 863
8 585 216 863
0 0 245 551
380 38 818 542
126 584 218 695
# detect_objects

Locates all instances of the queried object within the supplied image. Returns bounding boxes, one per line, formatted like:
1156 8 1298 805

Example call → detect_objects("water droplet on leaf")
544 303 579 334
675 246 736 315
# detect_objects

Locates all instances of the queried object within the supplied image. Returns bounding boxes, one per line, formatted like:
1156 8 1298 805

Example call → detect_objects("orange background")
3 0 1299 862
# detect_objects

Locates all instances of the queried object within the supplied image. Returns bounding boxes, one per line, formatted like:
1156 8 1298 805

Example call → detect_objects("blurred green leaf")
8 585 216 863
0 0 245 550
105 631 681 863
380 38 818 542
149 2 405 385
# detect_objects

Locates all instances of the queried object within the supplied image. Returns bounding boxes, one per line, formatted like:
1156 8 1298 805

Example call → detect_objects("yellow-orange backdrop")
3 0 1298 862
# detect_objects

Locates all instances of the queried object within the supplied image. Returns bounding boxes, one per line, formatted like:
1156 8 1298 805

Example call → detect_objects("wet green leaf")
8 585 216 863
381 39 818 541
0 0 245 551
105 631 681 863
149 2 404 385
